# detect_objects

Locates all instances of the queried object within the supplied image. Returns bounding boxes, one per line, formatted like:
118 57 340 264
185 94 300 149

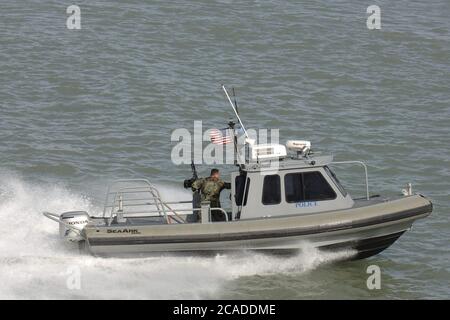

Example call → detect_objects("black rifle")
183 161 198 188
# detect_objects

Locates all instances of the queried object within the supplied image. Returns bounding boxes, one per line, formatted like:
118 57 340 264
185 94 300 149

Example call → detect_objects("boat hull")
83 195 432 260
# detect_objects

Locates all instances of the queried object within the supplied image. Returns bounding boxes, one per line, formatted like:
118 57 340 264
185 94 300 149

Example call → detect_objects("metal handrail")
103 179 162 222
103 179 161 216
118 207 229 222
210 207 229 222
104 200 192 208
102 179 192 224
101 179 231 225
330 161 369 200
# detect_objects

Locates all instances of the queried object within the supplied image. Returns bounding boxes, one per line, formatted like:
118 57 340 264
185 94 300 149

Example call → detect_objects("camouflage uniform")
192 177 231 221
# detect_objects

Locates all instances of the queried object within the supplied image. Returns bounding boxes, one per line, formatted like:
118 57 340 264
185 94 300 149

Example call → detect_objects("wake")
0 172 353 299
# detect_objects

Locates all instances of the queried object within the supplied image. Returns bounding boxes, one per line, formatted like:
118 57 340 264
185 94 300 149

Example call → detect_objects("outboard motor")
59 211 90 242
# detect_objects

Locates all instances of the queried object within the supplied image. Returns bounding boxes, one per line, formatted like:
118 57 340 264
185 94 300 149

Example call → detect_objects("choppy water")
0 0 449 299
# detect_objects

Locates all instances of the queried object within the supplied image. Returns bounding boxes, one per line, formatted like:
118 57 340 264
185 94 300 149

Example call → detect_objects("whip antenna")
222 85 249 138
232 87 238 114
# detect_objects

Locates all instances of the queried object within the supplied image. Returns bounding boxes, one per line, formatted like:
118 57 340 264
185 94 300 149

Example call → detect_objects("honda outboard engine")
59 211 90 242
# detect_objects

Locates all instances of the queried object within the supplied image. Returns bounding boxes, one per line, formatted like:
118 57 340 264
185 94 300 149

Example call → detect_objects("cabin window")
284 173 303 202
284 171 337 203
235 175 250 206
303 171 337 201
262 175 281 205
324 166 347 197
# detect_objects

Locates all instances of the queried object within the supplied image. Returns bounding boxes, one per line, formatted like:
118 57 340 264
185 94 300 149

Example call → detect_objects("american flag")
209 128 233 145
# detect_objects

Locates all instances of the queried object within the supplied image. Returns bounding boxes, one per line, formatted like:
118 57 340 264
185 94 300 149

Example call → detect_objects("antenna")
222 85 249 138
232 87 238 114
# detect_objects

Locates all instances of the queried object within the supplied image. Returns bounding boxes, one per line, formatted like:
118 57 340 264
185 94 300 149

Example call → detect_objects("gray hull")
82 195 432 259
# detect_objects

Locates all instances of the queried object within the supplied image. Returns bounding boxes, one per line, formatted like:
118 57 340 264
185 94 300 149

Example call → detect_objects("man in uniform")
191 168 231 221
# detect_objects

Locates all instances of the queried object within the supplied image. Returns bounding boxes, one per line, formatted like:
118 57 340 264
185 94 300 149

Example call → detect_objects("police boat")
43 86 432 259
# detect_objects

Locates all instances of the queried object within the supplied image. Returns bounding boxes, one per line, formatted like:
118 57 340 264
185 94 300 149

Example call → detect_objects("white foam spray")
0 173 354 299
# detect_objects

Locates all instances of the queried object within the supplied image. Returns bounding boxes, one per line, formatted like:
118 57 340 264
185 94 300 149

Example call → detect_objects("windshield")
324 166 348 197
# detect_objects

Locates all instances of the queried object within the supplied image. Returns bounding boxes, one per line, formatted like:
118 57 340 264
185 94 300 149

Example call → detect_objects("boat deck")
88 194 399 227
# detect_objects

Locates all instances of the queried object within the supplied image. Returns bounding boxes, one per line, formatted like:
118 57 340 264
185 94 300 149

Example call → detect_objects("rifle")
183 161 198 188
191 161 198 181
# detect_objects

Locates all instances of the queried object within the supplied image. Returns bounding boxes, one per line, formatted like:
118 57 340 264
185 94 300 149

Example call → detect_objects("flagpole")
222 85 249 138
